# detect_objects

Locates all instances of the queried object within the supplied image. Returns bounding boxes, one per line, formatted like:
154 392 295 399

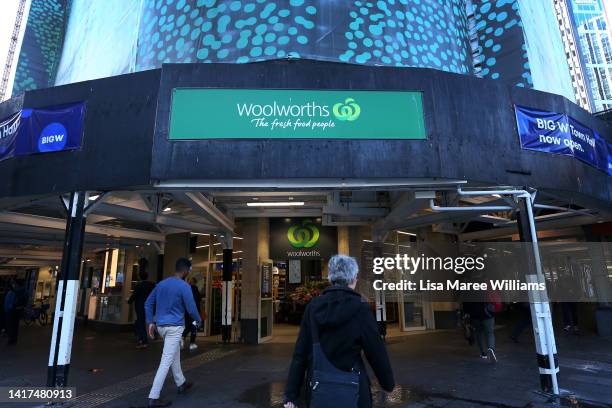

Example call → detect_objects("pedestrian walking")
510 302 531 343
128 258 156 349
561 302 579 334
145 258 202 407
181 278 202 351
0 287 7 336
463 300 497 363
284 255 395 408
4 280 26 345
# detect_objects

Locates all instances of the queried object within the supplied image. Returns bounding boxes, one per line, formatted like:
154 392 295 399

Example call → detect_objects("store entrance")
273 259 326 326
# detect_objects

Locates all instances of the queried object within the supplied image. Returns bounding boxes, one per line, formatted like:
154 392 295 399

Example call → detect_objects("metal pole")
372 241 387 338
517 194 560 395
221 243 233 343
47 191 87 387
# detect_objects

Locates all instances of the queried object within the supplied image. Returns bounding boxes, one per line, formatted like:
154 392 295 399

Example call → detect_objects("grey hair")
328 254 359 286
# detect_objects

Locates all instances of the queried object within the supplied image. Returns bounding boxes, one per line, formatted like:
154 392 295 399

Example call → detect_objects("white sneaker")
487 348 497 363
180 339 185 350
189 343 198 351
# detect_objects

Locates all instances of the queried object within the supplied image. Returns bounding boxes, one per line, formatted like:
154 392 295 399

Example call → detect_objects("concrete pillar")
337 226 349 255
239 218 269 344
163 233 191 278
416 226 457 329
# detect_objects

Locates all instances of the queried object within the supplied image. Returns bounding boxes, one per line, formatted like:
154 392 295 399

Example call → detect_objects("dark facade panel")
0 69 161 198
0 60 610 205
152 61 611 203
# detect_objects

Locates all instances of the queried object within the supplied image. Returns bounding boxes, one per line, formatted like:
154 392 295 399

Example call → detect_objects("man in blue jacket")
145 258 201 407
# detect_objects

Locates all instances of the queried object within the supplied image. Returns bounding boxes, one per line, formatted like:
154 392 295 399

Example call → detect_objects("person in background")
128 258 156 349
284 255 395 408
510 302 532 343
562 302 579 335
4 280 26 345
463 300 497 363
145 258 201 408
181 277 202 351
0 287 7 336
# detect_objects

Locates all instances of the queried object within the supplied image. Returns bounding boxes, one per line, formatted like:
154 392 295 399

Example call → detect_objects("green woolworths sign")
169 88 426 139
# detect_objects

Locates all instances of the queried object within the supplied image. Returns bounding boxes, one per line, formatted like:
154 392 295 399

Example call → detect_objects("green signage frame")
168 88 426 140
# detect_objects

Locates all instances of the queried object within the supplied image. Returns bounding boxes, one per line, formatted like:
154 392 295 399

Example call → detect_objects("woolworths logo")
287 219 320 248
235 98 361 122
333 98 361 121
233 97 361 132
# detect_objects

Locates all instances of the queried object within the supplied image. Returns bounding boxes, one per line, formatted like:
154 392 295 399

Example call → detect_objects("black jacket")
285 286 395 407
463 302 493 320
190 284 202 312
128 281 156 318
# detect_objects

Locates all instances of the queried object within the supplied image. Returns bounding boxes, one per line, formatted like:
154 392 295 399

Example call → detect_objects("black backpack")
308 311 360 408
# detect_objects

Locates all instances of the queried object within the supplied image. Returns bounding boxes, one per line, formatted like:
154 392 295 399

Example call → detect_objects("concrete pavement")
0 318 611 408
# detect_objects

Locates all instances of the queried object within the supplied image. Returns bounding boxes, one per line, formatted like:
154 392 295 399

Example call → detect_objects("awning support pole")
47 191 87 388
516 194 560 396
221 233 233 344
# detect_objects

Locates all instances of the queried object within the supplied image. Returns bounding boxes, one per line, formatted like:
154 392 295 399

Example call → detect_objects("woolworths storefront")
1 61 612 392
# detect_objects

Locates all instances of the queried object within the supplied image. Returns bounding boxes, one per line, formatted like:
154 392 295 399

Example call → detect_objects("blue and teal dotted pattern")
12 0 540 95
12 0 68 95
136 0 471 73
471 0 532 87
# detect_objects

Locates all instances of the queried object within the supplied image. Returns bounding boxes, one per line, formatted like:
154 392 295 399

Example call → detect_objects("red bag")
487 291 503 313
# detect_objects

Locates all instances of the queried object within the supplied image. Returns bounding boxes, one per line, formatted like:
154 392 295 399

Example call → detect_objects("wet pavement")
0 319 611 408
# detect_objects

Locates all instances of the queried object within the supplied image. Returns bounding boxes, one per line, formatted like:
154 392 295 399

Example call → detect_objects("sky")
0 1 20 77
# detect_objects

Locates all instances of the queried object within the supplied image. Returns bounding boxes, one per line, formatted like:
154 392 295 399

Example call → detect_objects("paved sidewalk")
0 320 611 408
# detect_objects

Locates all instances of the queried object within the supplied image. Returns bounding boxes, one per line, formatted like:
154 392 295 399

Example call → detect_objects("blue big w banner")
0 102 85 162
515 105 610 175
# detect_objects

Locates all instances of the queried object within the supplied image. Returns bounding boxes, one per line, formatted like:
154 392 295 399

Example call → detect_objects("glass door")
395 231 429 331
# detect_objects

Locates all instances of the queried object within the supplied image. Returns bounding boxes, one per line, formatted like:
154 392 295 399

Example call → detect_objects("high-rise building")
557 0 612 112
554 0 594 111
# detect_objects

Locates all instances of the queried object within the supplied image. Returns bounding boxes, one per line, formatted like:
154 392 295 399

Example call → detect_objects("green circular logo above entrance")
287 219 320 248
333 98 361 121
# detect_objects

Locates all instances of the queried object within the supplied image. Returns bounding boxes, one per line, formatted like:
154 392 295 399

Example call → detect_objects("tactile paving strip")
69 348 238 408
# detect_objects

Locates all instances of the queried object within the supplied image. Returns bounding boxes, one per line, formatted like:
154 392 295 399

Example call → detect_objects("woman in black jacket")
284 255 395 408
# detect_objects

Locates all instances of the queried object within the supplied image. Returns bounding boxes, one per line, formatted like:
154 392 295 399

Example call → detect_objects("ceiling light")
246 201 305 207
196 245 209 249
163 207 172 212
397 231 417 236
89 194 100 201
191 232 210 236
233 236 243 240
252 197 259 201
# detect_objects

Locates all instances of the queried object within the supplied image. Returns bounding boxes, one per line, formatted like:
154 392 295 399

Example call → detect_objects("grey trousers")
149 325 186 399
473 318 495 354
